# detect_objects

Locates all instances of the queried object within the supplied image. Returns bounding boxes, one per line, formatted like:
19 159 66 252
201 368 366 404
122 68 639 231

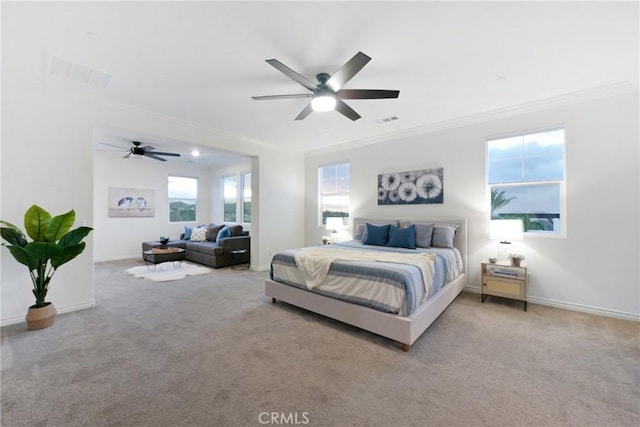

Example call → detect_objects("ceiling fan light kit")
311 93 336 112
252 51 399 121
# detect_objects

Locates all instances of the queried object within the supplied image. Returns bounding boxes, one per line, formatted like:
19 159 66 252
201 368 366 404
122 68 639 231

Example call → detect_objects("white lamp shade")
325 217 343 232
489 219 523 242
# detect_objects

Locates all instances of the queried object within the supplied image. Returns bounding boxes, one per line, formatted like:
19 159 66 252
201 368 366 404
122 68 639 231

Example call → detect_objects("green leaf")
51 242 86 269
23 242 62 265
24 205 51 242
58 226 93 248
6 246 36 270
45 210 75 242
1 226 28 247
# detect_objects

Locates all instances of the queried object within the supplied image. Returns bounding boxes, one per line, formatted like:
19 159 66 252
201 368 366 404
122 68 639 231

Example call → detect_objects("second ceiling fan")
251 51 399 121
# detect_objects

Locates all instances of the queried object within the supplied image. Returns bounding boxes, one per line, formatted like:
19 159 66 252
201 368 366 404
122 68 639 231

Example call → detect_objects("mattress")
270 241 463 316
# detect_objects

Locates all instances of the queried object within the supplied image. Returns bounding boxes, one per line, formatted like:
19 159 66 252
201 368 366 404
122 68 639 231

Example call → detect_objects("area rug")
126 261 211 282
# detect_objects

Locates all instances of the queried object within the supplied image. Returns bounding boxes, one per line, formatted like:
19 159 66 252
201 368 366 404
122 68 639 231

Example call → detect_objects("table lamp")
325 217 343 243
489 219 523 262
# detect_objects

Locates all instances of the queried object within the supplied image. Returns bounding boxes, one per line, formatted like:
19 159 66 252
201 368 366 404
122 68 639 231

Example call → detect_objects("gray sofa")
142 223 250 269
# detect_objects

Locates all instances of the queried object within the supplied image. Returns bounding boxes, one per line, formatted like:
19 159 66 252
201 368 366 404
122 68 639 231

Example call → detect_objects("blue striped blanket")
270 241 463 316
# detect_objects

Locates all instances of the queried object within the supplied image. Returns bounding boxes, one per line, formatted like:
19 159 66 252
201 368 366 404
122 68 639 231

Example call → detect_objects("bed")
265 217 467 351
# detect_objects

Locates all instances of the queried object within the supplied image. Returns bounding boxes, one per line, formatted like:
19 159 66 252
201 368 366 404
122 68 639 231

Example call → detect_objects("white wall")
1 79 305 325
93 154 213 261
305 89 640 320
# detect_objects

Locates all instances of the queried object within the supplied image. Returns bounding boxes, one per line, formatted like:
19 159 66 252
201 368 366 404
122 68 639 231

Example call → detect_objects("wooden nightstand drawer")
484 277 525 299
481 261 528 311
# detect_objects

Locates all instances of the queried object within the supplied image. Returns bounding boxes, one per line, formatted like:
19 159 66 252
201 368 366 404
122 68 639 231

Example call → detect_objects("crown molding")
305 81 639 156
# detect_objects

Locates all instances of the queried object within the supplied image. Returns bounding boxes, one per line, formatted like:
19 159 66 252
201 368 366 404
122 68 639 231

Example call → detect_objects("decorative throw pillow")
409 223 434 248
207 224 224 242
190 226 207 242
387 224 416 249
228 224 244 237
431 223 459 248
363 223 390 246
184 226 193 240
354 223 367 241
216 225 231 245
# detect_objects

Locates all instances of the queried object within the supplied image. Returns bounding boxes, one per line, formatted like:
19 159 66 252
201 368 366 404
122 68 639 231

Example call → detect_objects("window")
241 172 251 224
222 175 237 222
487 127 565 235
168 176 197 222
319 162 349 225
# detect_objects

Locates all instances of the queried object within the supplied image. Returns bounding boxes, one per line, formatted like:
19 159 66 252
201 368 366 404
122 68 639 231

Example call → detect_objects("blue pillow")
363 223 390 246
184 226 192 240
410 223 434 248
387 224 416 249
216 225 231 245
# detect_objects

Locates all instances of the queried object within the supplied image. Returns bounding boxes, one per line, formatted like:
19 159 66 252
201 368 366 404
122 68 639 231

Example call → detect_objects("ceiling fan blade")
97 141 129 150
252 94 313 101
294 103 314 121
335 100 361 121
150 151 180 157
139 145 155 151
123 153 132 159
337 89 400 99
265 59 317 91
327 52 371 92
144 153 168 162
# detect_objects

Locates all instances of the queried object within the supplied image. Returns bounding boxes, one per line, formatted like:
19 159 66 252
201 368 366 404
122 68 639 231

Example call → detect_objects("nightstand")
481 261 528 311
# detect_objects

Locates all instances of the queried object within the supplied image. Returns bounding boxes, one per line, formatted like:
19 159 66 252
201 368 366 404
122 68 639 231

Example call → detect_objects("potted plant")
509 253 525 267
0 205 93 330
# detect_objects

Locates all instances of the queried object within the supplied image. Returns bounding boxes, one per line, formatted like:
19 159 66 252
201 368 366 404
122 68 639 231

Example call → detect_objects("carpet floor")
1 258 638 427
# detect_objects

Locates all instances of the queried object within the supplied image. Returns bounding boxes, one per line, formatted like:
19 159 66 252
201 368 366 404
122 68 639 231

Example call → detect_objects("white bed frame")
265 218 467 351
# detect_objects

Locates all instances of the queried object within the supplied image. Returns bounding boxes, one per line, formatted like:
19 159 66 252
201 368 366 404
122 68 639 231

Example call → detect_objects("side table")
481 261 528 311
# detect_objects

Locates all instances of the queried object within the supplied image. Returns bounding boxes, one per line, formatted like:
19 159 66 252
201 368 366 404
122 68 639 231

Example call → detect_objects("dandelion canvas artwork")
378 168 444 205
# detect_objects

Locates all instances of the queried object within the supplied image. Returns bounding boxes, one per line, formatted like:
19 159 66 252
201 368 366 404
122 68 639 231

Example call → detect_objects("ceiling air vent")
375 116 399 124
48 55 112 89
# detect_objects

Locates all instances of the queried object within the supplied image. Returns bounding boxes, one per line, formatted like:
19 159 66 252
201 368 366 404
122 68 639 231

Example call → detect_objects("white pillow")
190 226 207 242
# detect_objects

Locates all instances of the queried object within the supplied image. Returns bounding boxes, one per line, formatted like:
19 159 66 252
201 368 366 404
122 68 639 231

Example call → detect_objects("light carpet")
126 261 211 281
1 258 638 426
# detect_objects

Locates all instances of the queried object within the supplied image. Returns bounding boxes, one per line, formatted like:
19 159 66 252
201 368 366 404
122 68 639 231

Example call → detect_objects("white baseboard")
1 300 95 327
465 286 639 322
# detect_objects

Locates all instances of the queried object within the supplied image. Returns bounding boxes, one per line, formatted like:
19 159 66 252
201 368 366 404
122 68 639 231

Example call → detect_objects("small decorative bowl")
159 236 169 247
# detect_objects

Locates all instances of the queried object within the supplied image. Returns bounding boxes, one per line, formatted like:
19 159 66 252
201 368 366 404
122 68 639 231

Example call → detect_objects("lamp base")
497 242 512 262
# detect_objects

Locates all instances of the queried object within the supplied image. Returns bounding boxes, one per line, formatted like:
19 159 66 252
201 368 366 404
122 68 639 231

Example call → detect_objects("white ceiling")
3 1 638 162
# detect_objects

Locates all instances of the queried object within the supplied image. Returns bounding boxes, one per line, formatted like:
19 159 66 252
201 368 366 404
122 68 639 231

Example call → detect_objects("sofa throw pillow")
184 226 193 240
207 224 224 242
228 224 244 237
409 223 434 248
216 225 231 245
387 224 416 249
431 223 459 248
190 226 207 242
363 223 390 246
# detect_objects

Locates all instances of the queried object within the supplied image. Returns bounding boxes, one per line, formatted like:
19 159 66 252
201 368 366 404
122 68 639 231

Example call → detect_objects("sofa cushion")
207 224 224 241
228 224 244 237
190 226 207 242
216 225 231 245
185 241 223 256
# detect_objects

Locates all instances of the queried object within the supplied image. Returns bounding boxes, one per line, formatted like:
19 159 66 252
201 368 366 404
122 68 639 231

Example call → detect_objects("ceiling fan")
97 140 181 162
251 51 399 121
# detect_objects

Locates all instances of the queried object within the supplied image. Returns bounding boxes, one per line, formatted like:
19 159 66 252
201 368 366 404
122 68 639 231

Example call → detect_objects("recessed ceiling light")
191 149 200 157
